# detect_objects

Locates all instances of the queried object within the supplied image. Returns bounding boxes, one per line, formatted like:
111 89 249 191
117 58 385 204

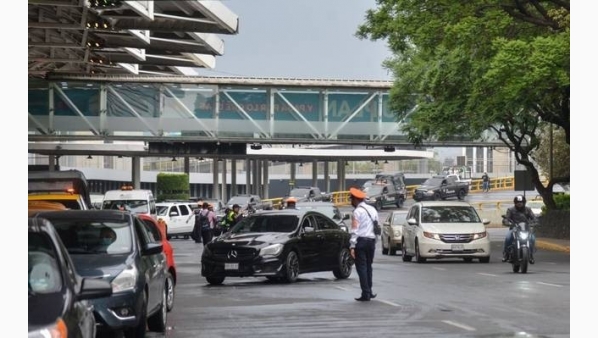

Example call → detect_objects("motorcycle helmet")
514 195 526 210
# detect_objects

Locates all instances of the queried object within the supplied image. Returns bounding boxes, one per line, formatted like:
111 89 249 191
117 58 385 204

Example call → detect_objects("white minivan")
101 186 157 219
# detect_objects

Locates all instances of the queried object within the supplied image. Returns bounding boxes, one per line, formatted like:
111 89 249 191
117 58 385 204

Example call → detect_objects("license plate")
451 244 464 251
224 263 238 270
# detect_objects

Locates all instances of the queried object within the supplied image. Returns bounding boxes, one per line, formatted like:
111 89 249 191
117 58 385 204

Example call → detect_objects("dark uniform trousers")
355 237 376 299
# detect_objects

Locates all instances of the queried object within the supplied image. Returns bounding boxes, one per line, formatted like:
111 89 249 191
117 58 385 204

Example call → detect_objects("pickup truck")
413 175 469 201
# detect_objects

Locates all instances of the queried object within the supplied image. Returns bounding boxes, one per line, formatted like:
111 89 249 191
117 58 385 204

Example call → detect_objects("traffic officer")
349 187 379 301
286 197 298 209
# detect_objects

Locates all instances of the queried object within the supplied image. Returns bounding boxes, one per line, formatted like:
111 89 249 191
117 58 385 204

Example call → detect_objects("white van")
101 186 157 219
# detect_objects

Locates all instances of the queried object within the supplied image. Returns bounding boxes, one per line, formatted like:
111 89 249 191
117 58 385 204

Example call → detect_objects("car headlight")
519 231 529 240
28 318 67 338
111 265 137 293
423 231 441 240
393 227 402 238
259 243 283 257
424 190 435 196
368 197 377 203
472 231 487 240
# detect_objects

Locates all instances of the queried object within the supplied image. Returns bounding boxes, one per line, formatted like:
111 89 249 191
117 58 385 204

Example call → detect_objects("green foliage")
532 126 570 179
553 193 570 211
157 173 189 202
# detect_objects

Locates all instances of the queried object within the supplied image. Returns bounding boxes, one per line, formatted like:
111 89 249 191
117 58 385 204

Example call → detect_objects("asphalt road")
147 192 569 338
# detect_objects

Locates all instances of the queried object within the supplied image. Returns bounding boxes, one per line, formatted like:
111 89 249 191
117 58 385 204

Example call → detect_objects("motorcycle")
501 215 536 273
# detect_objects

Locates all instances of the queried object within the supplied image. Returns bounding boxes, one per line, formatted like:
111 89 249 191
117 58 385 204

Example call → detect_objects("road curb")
536 239 570 254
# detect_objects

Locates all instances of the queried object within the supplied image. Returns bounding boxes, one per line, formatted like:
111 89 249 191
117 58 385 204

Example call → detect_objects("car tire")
147 285 167 333
282 251 299 283
381 237 389 255
415 240 426 263
457 190 466 200
402 239 412 262
463 258 473 263
165 272 175 312
479 257 490 263
206 276 225 285
124 292 147 338
183 235 189 240
433 193 441 201
332 248 352 279
389 246 397 255
396 198 404 209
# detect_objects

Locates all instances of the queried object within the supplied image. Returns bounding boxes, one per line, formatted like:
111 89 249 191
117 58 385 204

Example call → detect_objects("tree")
357 0 569 209
533 126 570 180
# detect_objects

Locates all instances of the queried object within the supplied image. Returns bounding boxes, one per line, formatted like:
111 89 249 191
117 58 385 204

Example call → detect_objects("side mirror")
407 218 418 226
303 226 315 233
77 277 112 300
482 219 490 225
342 214 350 221
143 242 163 256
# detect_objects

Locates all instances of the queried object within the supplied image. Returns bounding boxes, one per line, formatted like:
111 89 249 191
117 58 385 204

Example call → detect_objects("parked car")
29 217 112 338
30 210 168 337
401 201 491 263
381 211 408 255
526 200 545 218
285 186 325 203
226 194 270 212
295 201 351 232
137 214 176 312
201 209 353 285
156 201 195 239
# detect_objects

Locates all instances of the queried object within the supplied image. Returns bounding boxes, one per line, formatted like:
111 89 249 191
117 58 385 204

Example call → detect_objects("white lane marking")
432 267 446 271
537 282 563 288
442 320 476 331
375 299 401 307
173 253 195 257
334 286 348 291
477 273 498 277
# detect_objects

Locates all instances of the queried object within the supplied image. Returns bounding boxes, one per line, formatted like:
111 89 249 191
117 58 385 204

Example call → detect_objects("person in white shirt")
349 187 379 301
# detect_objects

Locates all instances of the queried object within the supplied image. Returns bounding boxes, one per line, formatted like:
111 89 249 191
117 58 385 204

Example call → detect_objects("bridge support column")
231 160 237 197
184 157 190 175
324 162 330 193
312 160 318 188
256 160 262 196
337 160 345 191
221 160 228 203
49 155 57 171
290 162 296 194
212 160 219 199
245 159 251 195
262 160 269 199
132 156 141 189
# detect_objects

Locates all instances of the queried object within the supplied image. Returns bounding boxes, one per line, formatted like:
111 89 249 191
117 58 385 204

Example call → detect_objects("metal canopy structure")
28 0 239 77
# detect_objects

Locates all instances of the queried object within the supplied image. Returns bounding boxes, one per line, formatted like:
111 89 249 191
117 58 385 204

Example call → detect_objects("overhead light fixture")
117 155 123 158
345 162 349 166
384 146 396 152
86 155 93 160
217 158 223 162
299 162 303 167
250 143 262 150
171 157 177 162
375 160 379 165
384 160 389 164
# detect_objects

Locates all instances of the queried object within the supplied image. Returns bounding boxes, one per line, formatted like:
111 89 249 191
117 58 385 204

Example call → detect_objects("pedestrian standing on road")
285 197 298 209
349 187 379 302
482 172 490 192
199 202 215 245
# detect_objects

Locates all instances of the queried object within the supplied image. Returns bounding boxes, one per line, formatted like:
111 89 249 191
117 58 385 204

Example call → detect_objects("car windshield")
29 233 62 294
50 220 133 255
363 185 383 195
421 206 481 223
391 213 408 225
103 199 149 214
290 189 310 198
296 205 341 220
227 196 250 205
422 178 444 186
156 205 169 216
232 215 299 233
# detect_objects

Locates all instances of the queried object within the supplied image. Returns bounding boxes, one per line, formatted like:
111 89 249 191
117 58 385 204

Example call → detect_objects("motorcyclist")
502 195 537 264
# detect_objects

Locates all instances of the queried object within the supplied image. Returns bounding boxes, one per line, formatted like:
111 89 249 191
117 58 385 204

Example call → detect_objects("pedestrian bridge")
28 76 504 153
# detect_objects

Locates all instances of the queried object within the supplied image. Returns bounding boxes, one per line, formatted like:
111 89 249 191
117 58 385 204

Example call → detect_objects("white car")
381 211 408 255
156 202 196 239
401 201 491 263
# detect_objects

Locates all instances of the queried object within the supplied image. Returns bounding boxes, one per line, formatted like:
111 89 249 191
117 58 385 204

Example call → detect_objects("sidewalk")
535 237 570 254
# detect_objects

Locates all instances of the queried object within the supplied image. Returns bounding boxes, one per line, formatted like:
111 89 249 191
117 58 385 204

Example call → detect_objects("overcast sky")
194 0 393 80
